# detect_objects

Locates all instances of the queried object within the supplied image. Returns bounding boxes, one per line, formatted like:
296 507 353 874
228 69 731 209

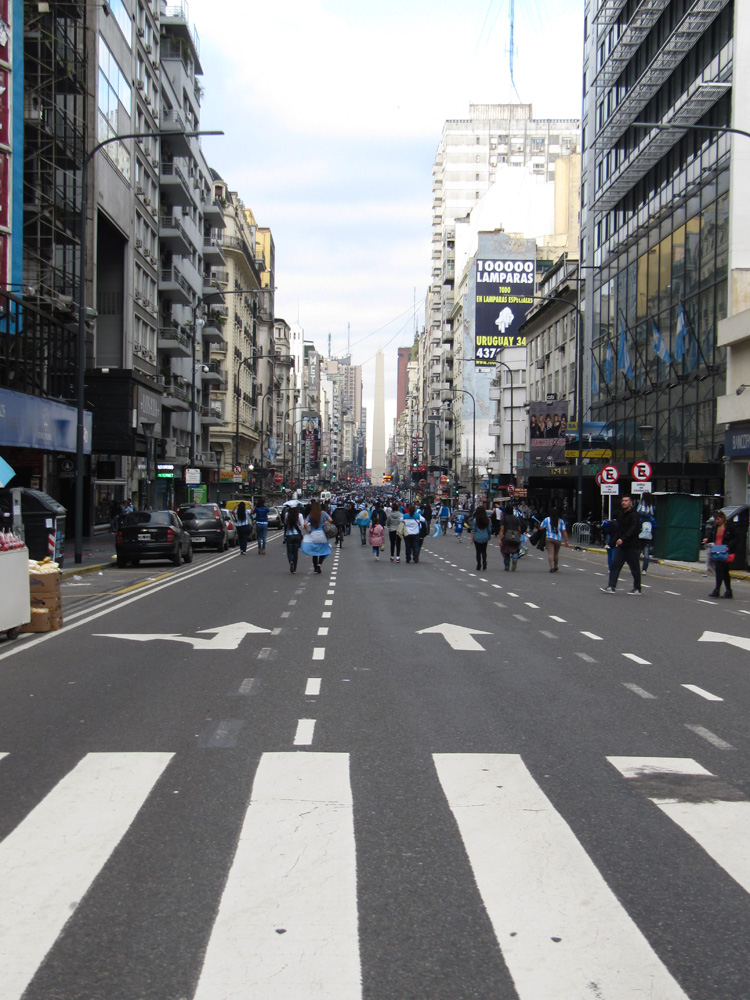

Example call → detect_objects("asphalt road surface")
1 530 750 1000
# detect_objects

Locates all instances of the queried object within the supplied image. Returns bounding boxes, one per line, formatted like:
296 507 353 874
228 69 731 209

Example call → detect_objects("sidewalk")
60 529 117 579
581 545 750 581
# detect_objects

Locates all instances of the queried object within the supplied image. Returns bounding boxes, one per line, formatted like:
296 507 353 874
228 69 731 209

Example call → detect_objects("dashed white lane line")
288 599 297 606
697 599 717 605
312 648 325 661
322 612 331 619
682 684 723 702
271 628 282 636
549 615 567 623
494 602 507 609
580 631 603 641
506 592 519 598
492 584 502 590
293 719 316 745
327 590 335 595
622 653 652 665
513 614 529 622
317 627 329 636
525 602 539 609
324 600 333 606
575 652 597 663
539 630 558 639
623 683 656 699
281 611 290 618
665 591 681 596
685 724 734 750
305 678 322 696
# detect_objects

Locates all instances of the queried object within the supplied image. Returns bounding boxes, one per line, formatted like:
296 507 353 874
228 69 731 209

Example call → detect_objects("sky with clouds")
187 0 584 454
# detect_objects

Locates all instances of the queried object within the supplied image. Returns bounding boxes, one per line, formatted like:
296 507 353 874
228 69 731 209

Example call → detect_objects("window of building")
98 36 132 178
109 0 131 44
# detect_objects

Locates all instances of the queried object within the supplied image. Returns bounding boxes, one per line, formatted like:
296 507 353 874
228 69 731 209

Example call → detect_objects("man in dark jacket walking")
600 495 642 594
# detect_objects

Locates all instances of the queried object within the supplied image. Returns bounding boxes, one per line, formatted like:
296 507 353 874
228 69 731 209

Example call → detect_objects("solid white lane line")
317 627 329 636
608 756 750 893
312 648 325 661
305 678 322 697
193 753 359 1000
0 752 173 1000
580 631 603 641
434 754 689 1000
622 653 652 665
549 615 567 623
623 683 657 699
682 684 723 702
684 724 734 750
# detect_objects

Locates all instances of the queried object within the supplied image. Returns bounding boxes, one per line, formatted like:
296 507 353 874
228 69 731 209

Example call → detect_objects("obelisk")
371 349 386 483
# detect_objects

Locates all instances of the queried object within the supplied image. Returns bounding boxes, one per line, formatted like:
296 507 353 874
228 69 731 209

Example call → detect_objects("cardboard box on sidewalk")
29 572 62 597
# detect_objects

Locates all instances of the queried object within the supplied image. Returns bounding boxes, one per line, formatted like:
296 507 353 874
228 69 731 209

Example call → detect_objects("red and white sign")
631 460 652 482
439 475 448 485
273 472 283 484
600 465 619 484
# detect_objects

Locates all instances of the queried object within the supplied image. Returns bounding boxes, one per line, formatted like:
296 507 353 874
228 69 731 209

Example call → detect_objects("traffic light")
322 459 328 469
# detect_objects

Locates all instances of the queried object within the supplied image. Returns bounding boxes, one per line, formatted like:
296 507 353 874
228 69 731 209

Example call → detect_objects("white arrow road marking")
94 621 272 650
417 623 492 651
698 630 750 654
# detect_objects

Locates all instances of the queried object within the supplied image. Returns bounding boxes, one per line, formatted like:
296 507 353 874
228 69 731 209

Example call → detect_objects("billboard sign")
474 258 535 367
529 399 569 465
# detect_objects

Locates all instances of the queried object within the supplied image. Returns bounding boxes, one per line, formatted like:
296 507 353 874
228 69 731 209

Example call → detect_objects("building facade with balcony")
581 0 734 501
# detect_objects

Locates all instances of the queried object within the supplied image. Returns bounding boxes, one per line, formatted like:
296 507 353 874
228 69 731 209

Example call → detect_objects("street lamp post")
442 387 476 505
73 127 223 563
140 420 155 510
213 444 223 505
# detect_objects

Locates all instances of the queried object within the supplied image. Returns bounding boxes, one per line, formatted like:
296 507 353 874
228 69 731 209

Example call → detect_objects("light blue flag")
0 455 16 486
651 320 671 364
617 315 634 379
674 303 687 363
604 342 614 384
591 355 599 397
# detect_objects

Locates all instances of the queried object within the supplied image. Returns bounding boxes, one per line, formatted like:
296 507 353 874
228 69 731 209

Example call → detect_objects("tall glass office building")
581 1 735 497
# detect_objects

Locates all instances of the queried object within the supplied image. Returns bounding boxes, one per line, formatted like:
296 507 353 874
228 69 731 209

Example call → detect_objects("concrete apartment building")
424 104 580 493
580 0 735 505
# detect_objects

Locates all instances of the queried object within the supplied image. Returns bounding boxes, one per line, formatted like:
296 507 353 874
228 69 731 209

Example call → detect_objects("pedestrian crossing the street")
0 750 747 999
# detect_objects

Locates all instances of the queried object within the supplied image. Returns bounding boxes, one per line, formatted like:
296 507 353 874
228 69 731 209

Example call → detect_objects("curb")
575 545 750 582
61 560 115 580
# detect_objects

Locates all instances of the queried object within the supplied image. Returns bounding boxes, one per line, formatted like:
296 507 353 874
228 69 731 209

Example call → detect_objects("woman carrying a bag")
499 504 523 571
301 500 332 574
282 500 304 573
703 510 736 599
469 506 491 571
386 504 404 562
234 501 252 555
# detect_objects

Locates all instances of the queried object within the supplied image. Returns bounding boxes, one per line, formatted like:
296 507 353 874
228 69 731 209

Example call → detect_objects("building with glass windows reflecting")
581 1 736 501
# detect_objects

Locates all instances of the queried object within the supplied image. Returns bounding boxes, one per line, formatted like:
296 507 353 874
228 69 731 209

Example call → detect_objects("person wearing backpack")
499 503 523 571
470 506 491 571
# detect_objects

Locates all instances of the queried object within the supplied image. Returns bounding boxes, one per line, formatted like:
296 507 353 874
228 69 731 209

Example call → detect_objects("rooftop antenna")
328 332 332 359
507 0 522 103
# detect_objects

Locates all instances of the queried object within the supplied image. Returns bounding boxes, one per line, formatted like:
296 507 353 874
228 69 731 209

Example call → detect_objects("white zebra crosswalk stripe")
0 751 173 1000
608 756 750 894
193 751 361 1000
433 753 690 1000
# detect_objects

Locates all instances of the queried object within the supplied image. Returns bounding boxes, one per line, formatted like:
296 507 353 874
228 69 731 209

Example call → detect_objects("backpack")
638 519 653 540
504 526 521 545
473 526 490 544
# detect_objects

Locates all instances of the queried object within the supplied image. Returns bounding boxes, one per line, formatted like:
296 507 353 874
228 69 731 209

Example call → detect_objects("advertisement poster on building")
303 416 320 466
474 258 535 367
529 399 569 464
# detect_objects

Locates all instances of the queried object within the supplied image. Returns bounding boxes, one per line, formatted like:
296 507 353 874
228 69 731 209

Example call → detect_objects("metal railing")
571 522 591 546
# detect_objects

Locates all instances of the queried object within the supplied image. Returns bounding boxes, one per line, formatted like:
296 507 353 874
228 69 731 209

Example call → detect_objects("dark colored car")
177 502 228 551
116 511 193 567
